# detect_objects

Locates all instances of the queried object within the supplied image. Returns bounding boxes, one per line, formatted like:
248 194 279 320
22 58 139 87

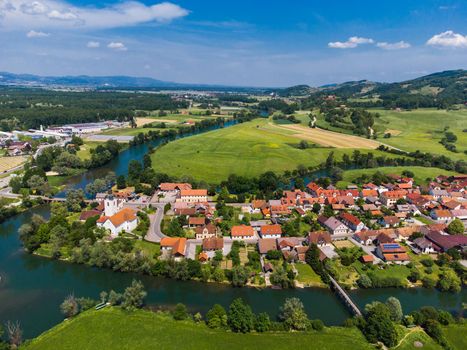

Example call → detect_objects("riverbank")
22 308 374 350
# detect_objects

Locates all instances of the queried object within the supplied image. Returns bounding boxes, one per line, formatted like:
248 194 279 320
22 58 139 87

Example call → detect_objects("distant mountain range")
0 70 465 106
0 72 266 92
278 70 467 105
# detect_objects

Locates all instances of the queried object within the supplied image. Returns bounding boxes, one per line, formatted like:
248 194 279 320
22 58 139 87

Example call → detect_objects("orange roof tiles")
160 237 187 256
181 189 208 197
231 225 254 237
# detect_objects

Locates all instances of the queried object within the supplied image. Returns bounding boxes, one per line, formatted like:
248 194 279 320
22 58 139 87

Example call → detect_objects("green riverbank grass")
151 119 403 183
22 308 373 350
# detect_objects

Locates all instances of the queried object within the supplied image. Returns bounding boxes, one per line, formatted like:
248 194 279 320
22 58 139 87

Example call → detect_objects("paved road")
145 203 167 243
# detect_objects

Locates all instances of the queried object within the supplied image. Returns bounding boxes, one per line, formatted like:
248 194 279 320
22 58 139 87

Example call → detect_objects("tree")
143 154 152 169
298 140 309 149
66 189 85 212
312 203 321 214
117 175 127 189
386 297 403 323
60 294 79 318
128 160 143 181
447 218 464 235
108 290 123 305
279 297 309 331
270 265 292 288
173 303 189 320
122 280 147 311
227 298 254 333
437 269 461 293
363 302 398 347
5 321 22 348
255 312 271 332
206 304 228 329
230 266 248 287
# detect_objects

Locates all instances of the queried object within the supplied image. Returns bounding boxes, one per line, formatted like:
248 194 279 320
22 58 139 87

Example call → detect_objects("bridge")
329 276 362 317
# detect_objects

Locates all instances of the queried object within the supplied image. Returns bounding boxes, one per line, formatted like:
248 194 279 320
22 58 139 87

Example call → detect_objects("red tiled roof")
231 225 254 237
261 224 282 236
180 189 208 197
160 237 187 256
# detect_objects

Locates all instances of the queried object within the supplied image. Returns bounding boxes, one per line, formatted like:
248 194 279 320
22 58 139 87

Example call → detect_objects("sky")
0 0 466 86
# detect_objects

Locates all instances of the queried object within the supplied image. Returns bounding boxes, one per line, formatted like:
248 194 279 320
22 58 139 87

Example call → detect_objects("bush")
311 319 324 331
422 276 436 289
173 303 189 320
357 274 373 288
420 258 434 267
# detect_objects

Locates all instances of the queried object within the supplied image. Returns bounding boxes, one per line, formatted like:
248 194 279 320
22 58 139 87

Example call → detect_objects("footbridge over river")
329 276 362 317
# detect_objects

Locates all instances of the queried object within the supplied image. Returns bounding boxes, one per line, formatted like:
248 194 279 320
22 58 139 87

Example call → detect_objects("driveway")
349 237 383 263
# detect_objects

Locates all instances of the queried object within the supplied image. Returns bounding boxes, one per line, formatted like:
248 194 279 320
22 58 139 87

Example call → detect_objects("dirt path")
268 122 382 149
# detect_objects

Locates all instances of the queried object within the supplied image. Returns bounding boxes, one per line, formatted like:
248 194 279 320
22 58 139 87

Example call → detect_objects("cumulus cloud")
26 29 50 37
0 1 189 30
426 30 467 48
328 36 374 49
87 41 100 48
376 41 411 50
107 42 127 51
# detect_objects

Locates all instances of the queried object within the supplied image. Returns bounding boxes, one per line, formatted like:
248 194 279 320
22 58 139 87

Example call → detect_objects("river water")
0 121 465 339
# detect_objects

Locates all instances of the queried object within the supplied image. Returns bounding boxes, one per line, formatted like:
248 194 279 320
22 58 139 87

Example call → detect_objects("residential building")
412 237 435 254
430 209 453 223
231 225 255 240
179 189 208 203
320 216 348 235
307 231 332 247
376 243 410 264
339 212 365 232
160 237 187 261
258 238 278 255
195 223 218 240
260 224 282 239
202 237 224 251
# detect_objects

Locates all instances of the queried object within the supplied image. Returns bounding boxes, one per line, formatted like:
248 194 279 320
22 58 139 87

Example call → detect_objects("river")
0 121 466 339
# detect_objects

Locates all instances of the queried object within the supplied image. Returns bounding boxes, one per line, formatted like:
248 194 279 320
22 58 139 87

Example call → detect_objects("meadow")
151 119 400 183
23 308 374 350
371 108 467 159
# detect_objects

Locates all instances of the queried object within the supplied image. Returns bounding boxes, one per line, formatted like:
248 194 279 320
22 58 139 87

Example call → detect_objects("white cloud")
87 41 100 48
0 1 189 30
376 41 411 50
26 29 50 37
328 36 374 49
107 42 127 51
427 31 467 48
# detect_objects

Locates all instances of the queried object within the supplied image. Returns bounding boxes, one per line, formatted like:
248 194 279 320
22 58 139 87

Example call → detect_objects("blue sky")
0 0 466 86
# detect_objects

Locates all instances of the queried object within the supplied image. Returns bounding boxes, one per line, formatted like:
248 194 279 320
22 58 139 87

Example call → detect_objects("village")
74 172 467 289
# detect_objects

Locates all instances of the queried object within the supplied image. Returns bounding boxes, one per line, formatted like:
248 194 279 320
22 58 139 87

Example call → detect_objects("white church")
96 195 138 237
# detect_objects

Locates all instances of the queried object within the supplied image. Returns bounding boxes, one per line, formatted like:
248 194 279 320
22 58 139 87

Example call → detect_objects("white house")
96 208 138 237
260 224 282 239
179 189 208 203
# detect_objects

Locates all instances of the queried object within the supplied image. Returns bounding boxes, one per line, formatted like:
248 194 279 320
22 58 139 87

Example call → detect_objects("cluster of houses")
81 174 466 276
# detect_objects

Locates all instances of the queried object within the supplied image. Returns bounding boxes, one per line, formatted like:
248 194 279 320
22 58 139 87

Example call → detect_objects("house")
260 224 282 239
7 141 31 156
231 225 255 240
188 216 207 228
160 237 187 260
430 209 453 223
202 237 224 251
376 243 410 264
380 190 406 207
339 212 365 232
379 216 400 228
195 223 217 240
179 189 208 203
451 209 467 220
198 252 209 262
354 230 380 245
425 231 467 252
96 208 138 237
159 182 192 192
307 231 332 247
258 238 278 255
412 237 436 254
360 255 374 264
321 216 348 235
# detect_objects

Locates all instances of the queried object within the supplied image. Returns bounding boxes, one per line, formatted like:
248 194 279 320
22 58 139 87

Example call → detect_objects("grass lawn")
76 141 101 161
372 108 467 160
364 265 410 287
151 119 404 183
23 308 373 350
134 240 160 260
336 166 459 188
294 263 326 287
101 126 174 137
394 327 441 350
443 324 467 350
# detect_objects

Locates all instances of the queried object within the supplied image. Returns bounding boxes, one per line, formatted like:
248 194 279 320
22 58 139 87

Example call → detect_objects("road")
145 202 167 243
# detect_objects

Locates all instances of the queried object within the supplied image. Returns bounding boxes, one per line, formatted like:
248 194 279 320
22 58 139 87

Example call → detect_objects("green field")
294 263 326 287
443 324 467 350
76 141 102 160
23 308 374 350
101 126 172 137
372 108 467 159
151 119 402 183
336 166 459 188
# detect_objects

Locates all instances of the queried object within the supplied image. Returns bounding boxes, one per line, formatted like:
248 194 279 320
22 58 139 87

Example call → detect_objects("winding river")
0 121 465 339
